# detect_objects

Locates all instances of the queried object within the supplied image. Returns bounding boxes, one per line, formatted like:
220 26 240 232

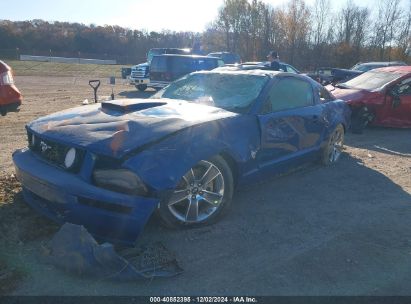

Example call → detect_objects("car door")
380 77 411 127
257 76 327 171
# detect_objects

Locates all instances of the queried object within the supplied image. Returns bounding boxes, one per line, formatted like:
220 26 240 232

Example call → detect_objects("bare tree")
310 0 331 67
276 0 311 65
395 0 411 60
373 0 402 60
312 0 331 47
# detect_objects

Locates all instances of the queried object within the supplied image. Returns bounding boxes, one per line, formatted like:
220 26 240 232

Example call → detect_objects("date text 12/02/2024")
149 297 258 303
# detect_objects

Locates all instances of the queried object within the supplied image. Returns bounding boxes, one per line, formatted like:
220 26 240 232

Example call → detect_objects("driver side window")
396 78 411 95
262 77 314 113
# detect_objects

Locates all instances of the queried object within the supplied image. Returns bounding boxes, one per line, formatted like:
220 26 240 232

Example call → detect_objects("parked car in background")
129 48 192 91
331 61 407 84
121 67 132 79
207 52 241 64
225 61 300 74
13 70 350 244
328 66 411 133
305 67 333 85
0 60 22 116
149 54 224 89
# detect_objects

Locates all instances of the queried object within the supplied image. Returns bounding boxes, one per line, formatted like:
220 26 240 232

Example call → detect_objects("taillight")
0 71 14 85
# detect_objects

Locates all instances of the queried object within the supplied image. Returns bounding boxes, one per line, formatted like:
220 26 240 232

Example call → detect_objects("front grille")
27 131 85 172
131 67 148 78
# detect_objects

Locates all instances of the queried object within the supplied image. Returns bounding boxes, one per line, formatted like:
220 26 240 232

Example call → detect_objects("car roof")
192 69 316 84
0 60 10 73
357 61 407 66
208 51 238 55
153 54 217 59
150 48 190 51
370 66 411 74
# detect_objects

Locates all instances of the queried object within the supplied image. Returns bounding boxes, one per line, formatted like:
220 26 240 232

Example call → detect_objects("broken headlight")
93 169 148 196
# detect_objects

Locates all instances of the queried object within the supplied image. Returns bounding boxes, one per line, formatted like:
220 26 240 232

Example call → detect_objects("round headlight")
64 148 77 168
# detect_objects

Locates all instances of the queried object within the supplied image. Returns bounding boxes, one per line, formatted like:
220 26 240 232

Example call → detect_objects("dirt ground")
1 75 411 295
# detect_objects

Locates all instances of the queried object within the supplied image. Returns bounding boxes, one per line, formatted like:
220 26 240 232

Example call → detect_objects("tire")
136 84 147 92
351 107 371 134
158 155 234 228
0 109 6 116
321 124 345 166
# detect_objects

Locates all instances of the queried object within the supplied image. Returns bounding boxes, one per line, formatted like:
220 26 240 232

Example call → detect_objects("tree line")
0 0 409 70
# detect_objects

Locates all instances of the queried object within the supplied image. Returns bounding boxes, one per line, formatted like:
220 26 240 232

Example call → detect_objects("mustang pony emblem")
40 141 51 153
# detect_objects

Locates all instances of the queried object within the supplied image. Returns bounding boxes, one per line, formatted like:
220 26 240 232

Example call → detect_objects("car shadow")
4 150 411 295
139 152 411 295
346 127 411 157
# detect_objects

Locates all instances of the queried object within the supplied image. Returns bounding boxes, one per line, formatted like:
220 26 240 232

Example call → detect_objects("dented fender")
123 115 261 191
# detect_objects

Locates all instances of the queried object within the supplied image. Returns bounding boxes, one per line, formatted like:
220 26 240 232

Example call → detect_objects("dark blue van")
149 55 224 89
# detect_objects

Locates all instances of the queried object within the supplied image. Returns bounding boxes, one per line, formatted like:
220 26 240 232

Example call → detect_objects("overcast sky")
0 0 408 32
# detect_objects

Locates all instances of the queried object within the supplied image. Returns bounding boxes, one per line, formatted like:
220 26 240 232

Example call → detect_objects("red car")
0 60 22 116
328 66 411 133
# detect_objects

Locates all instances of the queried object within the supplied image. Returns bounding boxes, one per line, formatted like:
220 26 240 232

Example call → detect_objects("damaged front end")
13 145 160 245
13 99 238 245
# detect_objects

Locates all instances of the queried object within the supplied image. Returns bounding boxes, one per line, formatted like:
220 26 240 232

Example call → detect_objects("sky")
0 0 408 32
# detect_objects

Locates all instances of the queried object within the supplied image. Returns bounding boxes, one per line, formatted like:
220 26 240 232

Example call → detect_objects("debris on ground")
45 223 183 281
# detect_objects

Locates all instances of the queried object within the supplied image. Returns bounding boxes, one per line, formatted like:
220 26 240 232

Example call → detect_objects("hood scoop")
101 100 167 113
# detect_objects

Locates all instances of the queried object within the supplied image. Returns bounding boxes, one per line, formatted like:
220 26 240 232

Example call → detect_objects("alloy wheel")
167 160 225 223
328 126 344 163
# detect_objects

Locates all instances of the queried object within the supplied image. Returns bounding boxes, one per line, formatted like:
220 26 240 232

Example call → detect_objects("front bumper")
0 99 21 114
13 148 159 245
129 77 150 85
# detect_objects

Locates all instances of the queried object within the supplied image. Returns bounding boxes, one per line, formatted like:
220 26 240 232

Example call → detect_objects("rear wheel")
158 156 234 228
136 84 147 92
321 124 345 166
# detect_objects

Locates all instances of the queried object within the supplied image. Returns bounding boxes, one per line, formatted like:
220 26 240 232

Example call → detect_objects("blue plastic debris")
46 223 183 280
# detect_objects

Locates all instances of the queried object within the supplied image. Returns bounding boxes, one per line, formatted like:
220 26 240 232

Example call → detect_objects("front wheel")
321 124 345 166
136 84 147 91
158 156 234 228
351 107 373 134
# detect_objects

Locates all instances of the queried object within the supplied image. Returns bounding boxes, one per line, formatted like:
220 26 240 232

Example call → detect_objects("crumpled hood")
327 86 384 106
28 99 237 158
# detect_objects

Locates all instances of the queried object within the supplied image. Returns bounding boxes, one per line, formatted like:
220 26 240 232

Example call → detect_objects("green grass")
7 60 127 78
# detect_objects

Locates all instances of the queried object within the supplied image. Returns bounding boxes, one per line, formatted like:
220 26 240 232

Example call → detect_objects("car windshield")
152 73 268 113
341 70 403 91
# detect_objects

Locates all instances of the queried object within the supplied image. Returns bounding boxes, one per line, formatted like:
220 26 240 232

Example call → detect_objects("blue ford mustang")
13 70 350 245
